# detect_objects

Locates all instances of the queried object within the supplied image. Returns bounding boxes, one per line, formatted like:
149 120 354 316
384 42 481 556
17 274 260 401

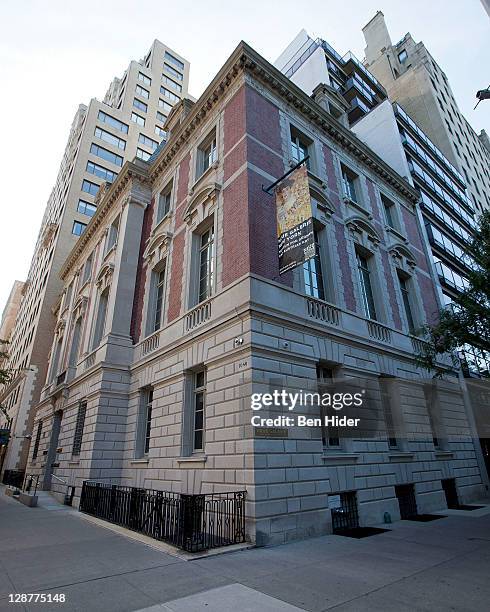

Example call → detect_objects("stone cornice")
150 42 419 205
60 160 150 280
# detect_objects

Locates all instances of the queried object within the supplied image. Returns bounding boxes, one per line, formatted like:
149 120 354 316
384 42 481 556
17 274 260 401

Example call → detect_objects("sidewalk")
1 489 489 611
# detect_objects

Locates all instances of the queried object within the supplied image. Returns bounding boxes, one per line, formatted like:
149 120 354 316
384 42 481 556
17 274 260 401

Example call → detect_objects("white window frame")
196 130 217 180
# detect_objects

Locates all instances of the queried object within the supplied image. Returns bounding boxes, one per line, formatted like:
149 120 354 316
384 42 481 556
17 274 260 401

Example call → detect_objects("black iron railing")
331 491 359 533
79 481 246 552
2 469 25 488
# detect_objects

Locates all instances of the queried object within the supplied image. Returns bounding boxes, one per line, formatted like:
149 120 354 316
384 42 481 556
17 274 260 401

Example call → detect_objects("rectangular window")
133 98 148 112
72 401 87 456
50 338 63 382
341 165 358 203
94 127 126 150
193 370 206 451
86 161 117 183
135 388 154 458
380 380 397 448
138 133 159 151
77 200 97 217
135 84 150 99
381 195 397 229
198 227 214 303
163 63 183 81
151 266 166 332
82 253 93 284
90 143 123 167
303 230 325 300
81 179 99 196
155 125 167 139
32 421 42 460
423 385 440 448
160 86 180 103
131 112 145 126
138 72 151 86
164 51 185 72
68 317 82 367
136 148 151 161
97 110 129 134
398 49 408 63
162 75 182 92
398 273 416 334
317 366 339 447
356 252 377 320
290 126 311 169
156 111 167 124
105 216 119 253
157 183 172 222
92 288 109 349
158 99 173 114
143 388 153 454
72 221 87 236
196 132 217 179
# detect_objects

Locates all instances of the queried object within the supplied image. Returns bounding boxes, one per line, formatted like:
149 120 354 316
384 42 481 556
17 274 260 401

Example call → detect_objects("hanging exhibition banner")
275 165 315 274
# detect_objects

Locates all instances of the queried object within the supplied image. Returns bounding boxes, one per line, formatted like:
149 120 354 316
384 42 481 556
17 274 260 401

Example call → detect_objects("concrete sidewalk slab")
137 584 305 611
1 492 490 611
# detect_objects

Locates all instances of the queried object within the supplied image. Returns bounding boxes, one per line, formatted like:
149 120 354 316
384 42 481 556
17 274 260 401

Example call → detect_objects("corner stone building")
30 42 486 546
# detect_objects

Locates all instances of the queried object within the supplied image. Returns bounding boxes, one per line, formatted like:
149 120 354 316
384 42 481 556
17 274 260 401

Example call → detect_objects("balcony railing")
140 331 160 357
79 481 246 553
410 335 429 355
185 299 212 332
84 351 96 371
367 320 392 343
306 297 340 326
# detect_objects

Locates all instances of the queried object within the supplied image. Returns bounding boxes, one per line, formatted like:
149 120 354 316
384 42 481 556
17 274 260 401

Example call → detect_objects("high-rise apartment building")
362 12 490 215
275 30 388 127
0 40 189 481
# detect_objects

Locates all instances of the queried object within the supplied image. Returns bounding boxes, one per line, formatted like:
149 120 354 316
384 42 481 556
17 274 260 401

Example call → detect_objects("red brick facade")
167 230 185 322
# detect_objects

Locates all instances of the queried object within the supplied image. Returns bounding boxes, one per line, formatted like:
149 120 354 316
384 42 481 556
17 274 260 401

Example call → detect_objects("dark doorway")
42 410 62 490
395 483 418 519
442 478 459 509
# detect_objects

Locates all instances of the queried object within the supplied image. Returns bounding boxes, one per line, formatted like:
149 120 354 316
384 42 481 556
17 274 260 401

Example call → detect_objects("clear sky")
0 0 488 312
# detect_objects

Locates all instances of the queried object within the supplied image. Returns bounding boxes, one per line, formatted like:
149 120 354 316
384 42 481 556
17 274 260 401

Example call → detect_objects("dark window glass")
72 401 87 456
356 252 377 320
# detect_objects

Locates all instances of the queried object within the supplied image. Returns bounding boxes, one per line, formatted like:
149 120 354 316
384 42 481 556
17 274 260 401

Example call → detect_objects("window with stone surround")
192 370 206 452
423 384 445 449
32 421 42 460
68 317 82 368
49 337 63 382
380 378 398 448
105 216 120 255
341 164 360 204
317 365 340 449
91 287 109 349
72 401 87 456
147 262 166 334
156 181 172 223
355 250 377 320
190 223 215 307
303 228 325 300
135 387 154 458
381 194 398 230
196 130 217 180
290 125 312 170
397 271 416 334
